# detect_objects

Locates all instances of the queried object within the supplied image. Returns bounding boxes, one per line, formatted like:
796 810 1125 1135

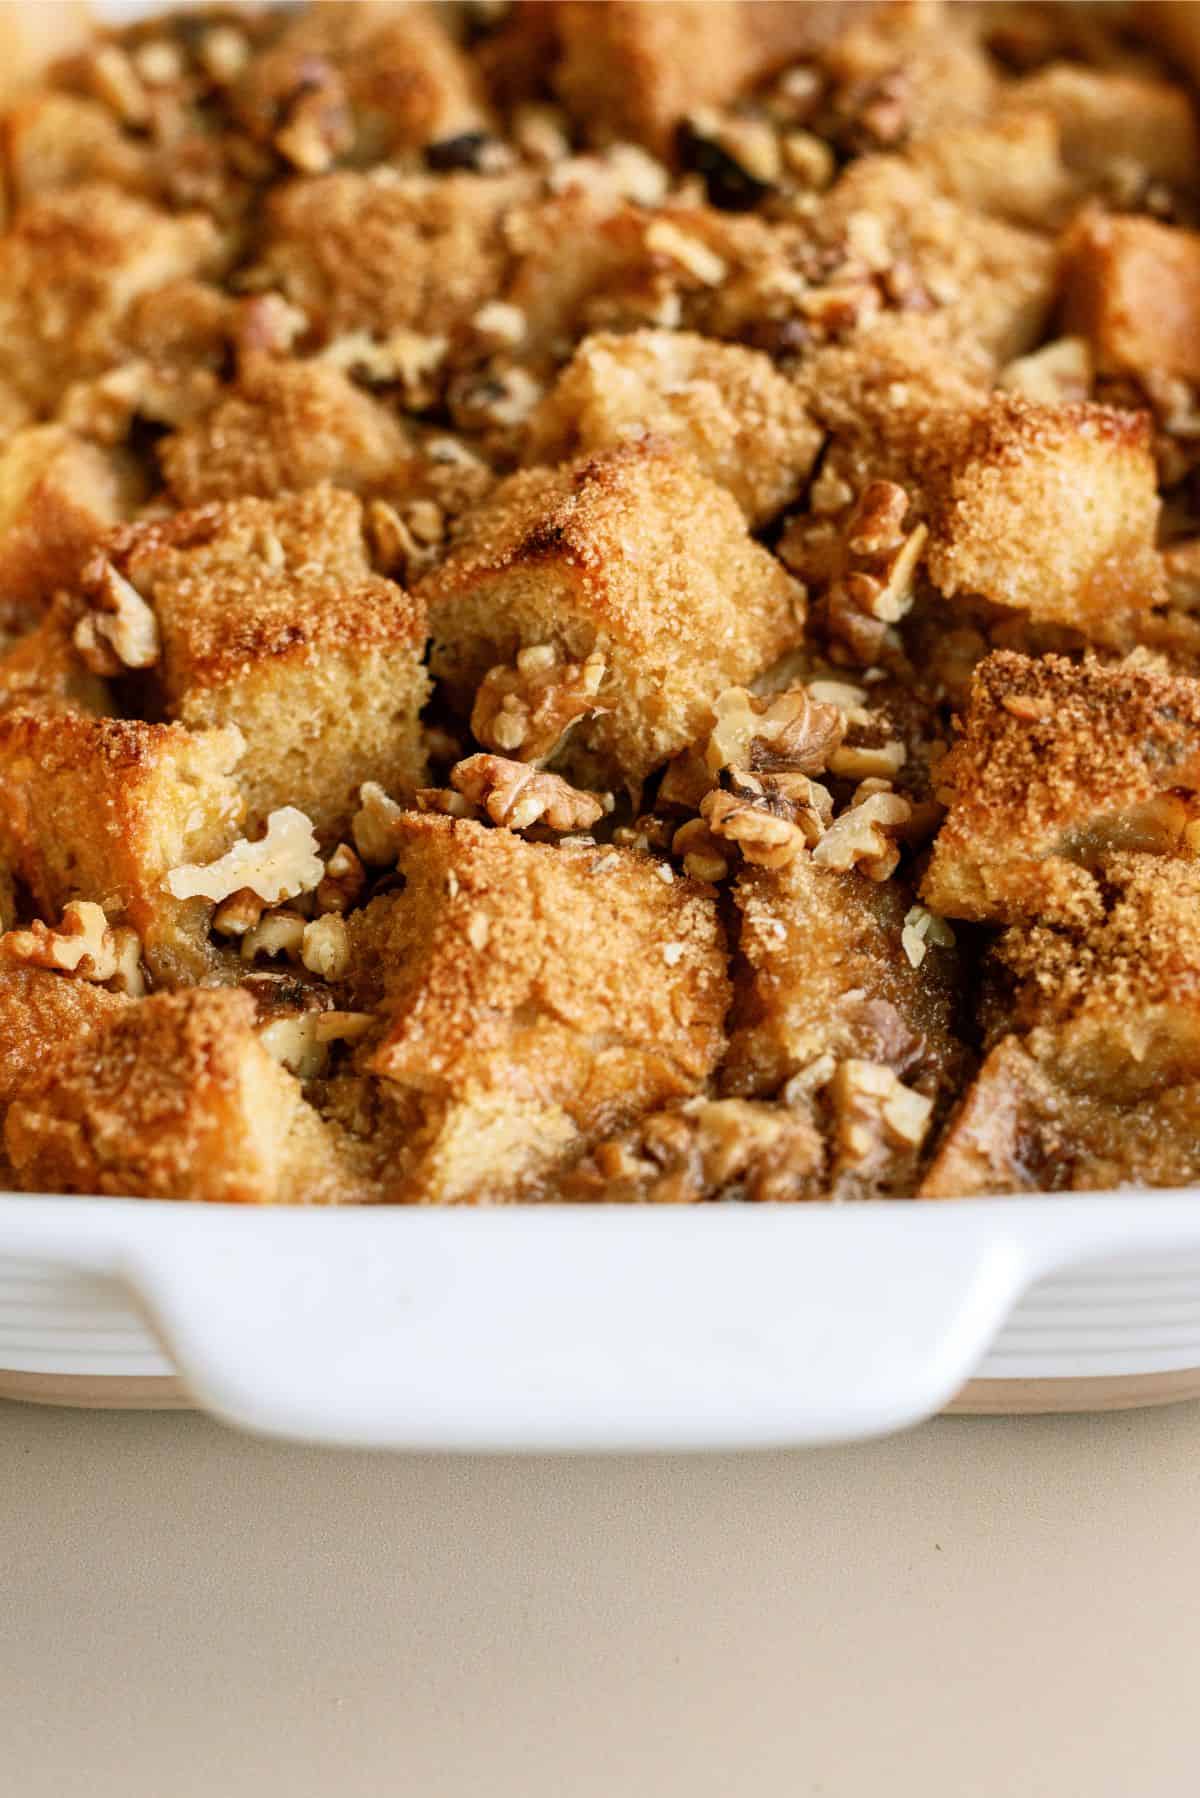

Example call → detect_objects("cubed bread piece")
345 814 730 1202
722 855 966 1107
0 710 245 985
525 330 822 527
907 110 1077 227
0 966 132 1117
235 0 490 161
1004 64 1200 192
2 91 152 206
921 1030 1200 1197
1061 212 1200 385
0 184 225 415
813 155 1057 363
111 487 429 838
982 853 1200 1048
0 598 110 718
923 652 1200 929
159 355 414 506
254 169 524 350
552 0 894 156
920 394 1165 628
0 424 143 609
4 989 359 1203
421 439 804 788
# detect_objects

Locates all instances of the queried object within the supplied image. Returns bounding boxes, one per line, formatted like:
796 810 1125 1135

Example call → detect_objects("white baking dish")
2 1 1198 1447
4 1194 1200 1445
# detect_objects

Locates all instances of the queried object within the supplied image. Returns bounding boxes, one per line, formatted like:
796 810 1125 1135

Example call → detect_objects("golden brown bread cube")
158 355 414 507
551 0 897 156
0 966 131 1117
812 154 1057 364
525 330 822 527
2 91 152 206
0 184 225 415
0 424 143 610
1061 212 1200 385
4 989 361 1203
906 110 1077 227
921 395 1165 630
345 813 730 1202
235 0 491 162
0 710 245 985
1004 63 1200 193
923 652 1200 930
254 169 523 351
421 439 804 788
109 487 429 839
722 855 967 1110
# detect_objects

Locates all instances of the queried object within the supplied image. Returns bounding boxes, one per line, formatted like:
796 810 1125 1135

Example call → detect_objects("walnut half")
165 807 324 907
471 644 609 764
1 901 144 995
448 754 607 833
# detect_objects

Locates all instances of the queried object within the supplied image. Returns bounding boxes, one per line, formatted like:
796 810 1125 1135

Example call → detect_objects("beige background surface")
4 1401 1200 1795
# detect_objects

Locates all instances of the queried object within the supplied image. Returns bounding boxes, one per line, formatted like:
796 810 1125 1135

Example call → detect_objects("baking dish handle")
6 1196 1200 1449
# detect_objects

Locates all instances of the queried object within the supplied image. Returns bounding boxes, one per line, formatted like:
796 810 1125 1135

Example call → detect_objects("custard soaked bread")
5 0 1200 1202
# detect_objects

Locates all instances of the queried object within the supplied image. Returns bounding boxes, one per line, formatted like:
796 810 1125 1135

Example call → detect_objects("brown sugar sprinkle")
8 0 1200 1205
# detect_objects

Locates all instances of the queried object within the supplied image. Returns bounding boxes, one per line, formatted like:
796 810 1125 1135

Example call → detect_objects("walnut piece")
449 754 606 832
818 481 928 664
811 789 912 881
240 909 306 963
471 644 608 763
900 904 956 970
671 817 731 882
706 685 845 777
316 843 366 915
701 771 833 870
1 901 144 996
165 807 323 907
830 1059 934 1172
301 914 350 980
211 889 265 937
351 782 406 867
73 560 161 675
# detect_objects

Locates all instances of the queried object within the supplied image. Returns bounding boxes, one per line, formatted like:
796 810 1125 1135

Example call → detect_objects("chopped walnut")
829 1059 934 1177
826 737 907 781
211 888 265 937
811 789 912 881
901 904 956 970
301 914 350 980
89 45 150 126
321 330 447 409
240 908 306 964
471 644 608 763
165 807 323 907
74 560 161 675
415 786 482 820
449 754 605 832
258 1011 328 1079
817 482 928 664
1 901 144 996
644 219 727 287
316 844 366 915
702 770 833 869
566 1100 824 1204
705 685 845 777
451 366 544 431
351 782 405 867
671 817 731 883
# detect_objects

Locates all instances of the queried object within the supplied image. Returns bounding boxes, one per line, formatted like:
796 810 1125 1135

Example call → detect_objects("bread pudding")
3 0 1200 1203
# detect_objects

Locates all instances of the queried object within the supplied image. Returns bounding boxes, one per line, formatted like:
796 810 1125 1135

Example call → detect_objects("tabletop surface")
4 1397 1199 1797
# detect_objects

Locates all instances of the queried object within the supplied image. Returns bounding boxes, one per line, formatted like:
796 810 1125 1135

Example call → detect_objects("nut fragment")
811 790 912 880
706 685 845 777
258 1012 328 1079
644 219 727 286
301 914 351 980
900 904 956 970
701 771 833 869
830 1059 933 1171
448 755 605 832
166 807 323 907
240 909 306 963
351 782 405 866
211 889 265 937
316 843 366 915
74 561 161 674
1 901 144 996
471 644 608 763
671 818 730 882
